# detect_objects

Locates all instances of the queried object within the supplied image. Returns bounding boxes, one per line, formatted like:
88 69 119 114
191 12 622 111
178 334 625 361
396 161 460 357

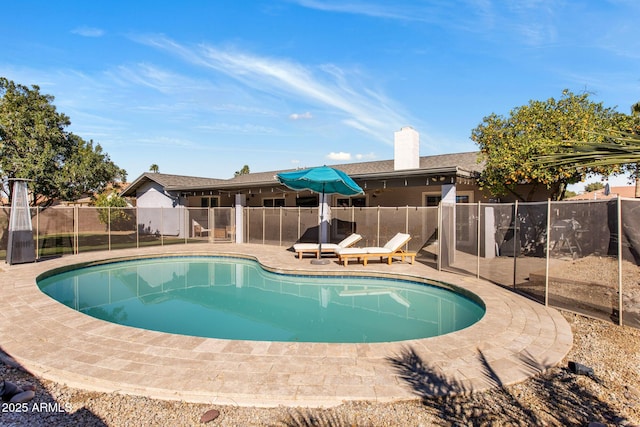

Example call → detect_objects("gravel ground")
2 311 639 427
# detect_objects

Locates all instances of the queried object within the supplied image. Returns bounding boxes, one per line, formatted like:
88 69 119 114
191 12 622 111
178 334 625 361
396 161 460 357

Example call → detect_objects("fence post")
36 207 40 259
437 202 442 271
376 206 380 246
160 206 164 246
545 199 551 307
136 207 139 248
513 200 518 288
297 206 300 241
617 197 623 326
108 207 112 251
476 202 481 279
351 205 355 234
185 207 189 244
279 207 283 246
211 207 216 243
405 205 409 234
262 208 266 245
74 206 78 255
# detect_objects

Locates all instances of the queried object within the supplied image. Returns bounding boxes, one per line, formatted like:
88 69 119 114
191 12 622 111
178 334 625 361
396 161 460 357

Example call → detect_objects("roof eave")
120 173 158 197
175 167 479 191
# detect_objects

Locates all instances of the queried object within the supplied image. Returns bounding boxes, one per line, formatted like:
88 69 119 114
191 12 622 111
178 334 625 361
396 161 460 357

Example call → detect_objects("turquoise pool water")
37 256 485 343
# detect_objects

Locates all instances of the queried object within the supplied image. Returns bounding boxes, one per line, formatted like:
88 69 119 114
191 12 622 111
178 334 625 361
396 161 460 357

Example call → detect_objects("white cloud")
135 35 413 143
289 112 313 120
326 152 352 161
71 26 105 37
293 0 564 46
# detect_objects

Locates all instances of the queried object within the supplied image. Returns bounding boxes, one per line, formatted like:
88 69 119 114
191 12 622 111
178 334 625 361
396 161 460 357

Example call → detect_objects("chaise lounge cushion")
293 233 362 258
335 233 413 266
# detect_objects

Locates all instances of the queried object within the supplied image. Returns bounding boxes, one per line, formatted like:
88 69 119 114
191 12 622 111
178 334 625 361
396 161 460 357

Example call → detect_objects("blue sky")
1 1 639 190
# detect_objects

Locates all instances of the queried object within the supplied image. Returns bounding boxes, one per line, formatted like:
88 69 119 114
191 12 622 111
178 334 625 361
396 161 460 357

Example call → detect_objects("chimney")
394 126 420 170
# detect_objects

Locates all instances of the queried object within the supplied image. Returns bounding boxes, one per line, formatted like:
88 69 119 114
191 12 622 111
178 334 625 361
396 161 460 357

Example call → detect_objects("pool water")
37 256 485 343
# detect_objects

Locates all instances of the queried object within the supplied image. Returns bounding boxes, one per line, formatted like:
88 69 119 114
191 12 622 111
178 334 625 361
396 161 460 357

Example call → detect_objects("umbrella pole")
312 185 330 265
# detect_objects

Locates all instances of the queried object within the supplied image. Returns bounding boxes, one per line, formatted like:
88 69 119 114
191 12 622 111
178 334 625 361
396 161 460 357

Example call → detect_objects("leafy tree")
55 134 126 201
584 182 605 192
234 164 250 177
149 164 159 173
0 77 126 205
471 90 621 201
94 190 132 231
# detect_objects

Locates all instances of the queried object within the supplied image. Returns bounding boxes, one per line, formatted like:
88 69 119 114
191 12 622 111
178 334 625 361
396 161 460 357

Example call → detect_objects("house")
120 127 550 240
122 128 486 208
566 185 636 201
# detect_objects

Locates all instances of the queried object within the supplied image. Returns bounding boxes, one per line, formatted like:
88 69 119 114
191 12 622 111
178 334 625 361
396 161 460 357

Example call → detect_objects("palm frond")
536 131 640 168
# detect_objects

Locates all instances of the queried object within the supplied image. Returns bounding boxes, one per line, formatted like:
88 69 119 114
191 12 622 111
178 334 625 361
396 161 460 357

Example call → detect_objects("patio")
0 244 572 407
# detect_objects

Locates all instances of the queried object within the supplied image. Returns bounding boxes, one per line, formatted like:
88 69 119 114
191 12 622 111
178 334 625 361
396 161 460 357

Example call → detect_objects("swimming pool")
37 256 485 343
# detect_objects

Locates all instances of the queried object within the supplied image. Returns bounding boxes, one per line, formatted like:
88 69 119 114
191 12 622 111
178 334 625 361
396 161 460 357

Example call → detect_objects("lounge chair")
336 232 416 266
293 233 362 259
192 219 211 237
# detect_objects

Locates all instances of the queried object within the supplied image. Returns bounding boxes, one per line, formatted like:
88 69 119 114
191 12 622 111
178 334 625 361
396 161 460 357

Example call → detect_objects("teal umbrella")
277 166 363 262
276 166 363 196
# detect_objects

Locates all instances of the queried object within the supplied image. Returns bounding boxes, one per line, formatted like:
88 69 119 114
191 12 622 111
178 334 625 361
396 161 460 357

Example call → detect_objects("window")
295 196 318 207
336 197 366 207
425 195 441 207
201 197 219 207
423 192 473 206
263 198 285 207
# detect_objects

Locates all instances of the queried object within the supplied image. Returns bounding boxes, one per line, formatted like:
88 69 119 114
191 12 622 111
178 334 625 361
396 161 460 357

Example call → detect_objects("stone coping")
0 244 572 407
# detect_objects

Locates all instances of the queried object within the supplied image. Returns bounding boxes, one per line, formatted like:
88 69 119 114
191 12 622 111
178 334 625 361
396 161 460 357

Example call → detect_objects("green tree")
149 164 159 173
0 77 126 205
55 134 127 201
471 90 621 201
630 101 640 197
234 165 250 177
584 182 605 192
94 190 131 231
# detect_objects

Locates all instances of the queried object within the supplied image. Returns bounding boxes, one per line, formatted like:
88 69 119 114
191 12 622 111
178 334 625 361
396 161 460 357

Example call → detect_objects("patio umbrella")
277 166 364 262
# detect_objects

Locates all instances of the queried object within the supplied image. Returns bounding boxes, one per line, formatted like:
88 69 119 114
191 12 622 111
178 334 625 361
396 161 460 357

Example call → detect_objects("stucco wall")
137 182 185 236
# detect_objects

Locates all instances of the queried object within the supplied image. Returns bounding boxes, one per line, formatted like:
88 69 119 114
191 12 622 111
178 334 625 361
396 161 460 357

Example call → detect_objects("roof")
121 173 228 197
121 151 483 197
566 185 636 201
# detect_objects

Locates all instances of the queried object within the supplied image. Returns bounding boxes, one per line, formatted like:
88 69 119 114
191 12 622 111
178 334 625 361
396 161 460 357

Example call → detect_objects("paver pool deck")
0 244 572 407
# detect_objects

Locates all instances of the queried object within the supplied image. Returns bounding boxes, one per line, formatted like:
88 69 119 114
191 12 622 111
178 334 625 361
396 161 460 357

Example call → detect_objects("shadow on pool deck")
385 345 627 426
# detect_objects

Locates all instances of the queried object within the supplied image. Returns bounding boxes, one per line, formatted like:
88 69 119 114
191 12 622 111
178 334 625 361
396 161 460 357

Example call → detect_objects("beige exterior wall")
182 182 553 208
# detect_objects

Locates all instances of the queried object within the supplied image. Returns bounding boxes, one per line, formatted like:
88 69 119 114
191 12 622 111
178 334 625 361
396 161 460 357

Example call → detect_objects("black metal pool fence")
1 198 638 328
